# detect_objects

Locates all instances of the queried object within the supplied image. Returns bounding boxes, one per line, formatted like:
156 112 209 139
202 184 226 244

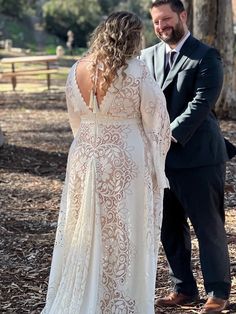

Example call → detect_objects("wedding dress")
41 58 170 314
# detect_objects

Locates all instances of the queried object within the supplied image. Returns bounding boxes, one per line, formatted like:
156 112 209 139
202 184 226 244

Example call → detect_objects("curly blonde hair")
87 11 143 91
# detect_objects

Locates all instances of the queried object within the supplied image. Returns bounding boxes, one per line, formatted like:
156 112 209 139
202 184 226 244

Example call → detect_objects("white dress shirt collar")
165 31 191 54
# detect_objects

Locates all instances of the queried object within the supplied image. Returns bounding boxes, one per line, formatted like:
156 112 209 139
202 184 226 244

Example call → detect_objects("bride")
41 11 170 314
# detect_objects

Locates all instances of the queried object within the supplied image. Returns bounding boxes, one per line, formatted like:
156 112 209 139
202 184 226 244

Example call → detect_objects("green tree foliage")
1 0 157 48
42 0 102 47
42 0 157 48
0 0 24 18
98 0 120 15
107 0 157 47
0 0 37 18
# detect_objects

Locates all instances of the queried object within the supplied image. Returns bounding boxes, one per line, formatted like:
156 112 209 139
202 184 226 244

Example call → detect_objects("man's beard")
158 21 185 45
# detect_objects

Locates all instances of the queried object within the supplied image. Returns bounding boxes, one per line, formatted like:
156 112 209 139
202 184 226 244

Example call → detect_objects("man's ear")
180 10 187 24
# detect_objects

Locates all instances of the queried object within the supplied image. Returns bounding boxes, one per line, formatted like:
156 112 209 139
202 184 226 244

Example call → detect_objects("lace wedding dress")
41 58 170 314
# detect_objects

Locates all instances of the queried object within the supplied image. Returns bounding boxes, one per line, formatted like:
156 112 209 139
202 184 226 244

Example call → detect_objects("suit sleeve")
140 64 171 189
171 48 224 146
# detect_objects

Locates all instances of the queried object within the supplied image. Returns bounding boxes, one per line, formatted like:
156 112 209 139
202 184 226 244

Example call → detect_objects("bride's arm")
140 63 171 189
65 71 81 137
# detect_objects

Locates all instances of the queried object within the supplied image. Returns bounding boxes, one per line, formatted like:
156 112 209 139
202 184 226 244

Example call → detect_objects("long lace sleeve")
65 70 81 137
140 64 171 189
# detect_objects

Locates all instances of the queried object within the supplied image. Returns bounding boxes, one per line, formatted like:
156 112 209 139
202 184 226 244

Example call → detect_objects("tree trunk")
215 0 236 118
0 127 4 147
182 0 193 32
193 0 236 118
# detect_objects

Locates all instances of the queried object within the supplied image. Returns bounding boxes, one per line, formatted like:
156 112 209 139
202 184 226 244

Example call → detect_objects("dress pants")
162 163 231 299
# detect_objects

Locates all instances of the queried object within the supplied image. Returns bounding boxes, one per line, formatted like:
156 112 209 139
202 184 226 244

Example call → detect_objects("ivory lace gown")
42 58 171 314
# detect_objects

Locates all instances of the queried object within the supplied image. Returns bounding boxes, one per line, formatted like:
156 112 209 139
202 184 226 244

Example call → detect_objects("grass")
0 13 66 52
1 15 35 48
0 58 76 93
0 82 65 93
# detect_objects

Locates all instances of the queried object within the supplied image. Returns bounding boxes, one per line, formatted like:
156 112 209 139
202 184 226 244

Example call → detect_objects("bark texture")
193 0 236 118
0 127 4 147
182 0 193 32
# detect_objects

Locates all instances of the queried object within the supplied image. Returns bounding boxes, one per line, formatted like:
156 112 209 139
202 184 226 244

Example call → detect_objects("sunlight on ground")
0 83 65 93
0 56 75 93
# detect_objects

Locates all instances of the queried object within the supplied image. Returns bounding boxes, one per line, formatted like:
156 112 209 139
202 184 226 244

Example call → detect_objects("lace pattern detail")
42 58 171 314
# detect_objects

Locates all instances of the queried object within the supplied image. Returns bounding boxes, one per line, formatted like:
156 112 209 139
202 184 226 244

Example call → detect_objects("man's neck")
168 30 190 51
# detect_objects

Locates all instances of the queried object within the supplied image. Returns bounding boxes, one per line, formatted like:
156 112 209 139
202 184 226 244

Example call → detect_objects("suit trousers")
162 163 231 299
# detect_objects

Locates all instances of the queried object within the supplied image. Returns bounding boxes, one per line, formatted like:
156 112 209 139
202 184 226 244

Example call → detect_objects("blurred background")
0 0 236 118
0 3 235 312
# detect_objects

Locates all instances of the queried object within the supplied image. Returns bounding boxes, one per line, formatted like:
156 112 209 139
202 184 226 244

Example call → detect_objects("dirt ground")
0 91 235 314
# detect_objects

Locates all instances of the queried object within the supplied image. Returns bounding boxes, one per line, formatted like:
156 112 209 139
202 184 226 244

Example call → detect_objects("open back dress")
41 58 170 314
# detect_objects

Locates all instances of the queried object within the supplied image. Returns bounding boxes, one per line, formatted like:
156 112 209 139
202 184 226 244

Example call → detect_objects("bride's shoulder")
67 55 93 80
127 57 146 72
126 58 149 78
128 57 144 66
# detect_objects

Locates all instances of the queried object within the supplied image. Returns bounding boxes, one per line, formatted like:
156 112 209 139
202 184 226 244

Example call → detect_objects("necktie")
164 50 176 79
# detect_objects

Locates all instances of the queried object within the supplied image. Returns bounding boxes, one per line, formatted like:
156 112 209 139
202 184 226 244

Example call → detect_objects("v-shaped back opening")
74 59 114 111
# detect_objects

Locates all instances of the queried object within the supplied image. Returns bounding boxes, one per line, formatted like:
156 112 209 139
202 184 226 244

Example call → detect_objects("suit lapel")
162 35 199 91
153 43 166 87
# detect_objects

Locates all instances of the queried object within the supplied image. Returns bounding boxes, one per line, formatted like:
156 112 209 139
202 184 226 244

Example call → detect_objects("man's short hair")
150 0 185 13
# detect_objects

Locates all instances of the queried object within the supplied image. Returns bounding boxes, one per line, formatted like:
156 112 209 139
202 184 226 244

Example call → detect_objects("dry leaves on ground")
0 91 235 313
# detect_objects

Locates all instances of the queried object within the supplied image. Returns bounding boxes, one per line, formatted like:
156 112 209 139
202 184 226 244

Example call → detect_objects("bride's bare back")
75 56 112 108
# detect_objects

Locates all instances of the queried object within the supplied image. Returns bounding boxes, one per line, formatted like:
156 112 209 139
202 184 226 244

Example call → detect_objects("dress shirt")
165 31 191 67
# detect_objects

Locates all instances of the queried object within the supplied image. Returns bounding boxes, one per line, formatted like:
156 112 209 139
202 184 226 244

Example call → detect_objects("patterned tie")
164 50 176 79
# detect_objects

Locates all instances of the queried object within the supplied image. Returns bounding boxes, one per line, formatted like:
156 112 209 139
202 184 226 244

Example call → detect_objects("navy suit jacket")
141 35 233 168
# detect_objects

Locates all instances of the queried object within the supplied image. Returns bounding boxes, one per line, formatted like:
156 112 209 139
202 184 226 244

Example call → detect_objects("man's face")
150 4 187 46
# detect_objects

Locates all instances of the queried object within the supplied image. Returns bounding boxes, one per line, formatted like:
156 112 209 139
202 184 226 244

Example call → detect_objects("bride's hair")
87 11 143 91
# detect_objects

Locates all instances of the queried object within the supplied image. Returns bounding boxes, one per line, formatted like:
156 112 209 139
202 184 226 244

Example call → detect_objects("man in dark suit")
141 1 235 313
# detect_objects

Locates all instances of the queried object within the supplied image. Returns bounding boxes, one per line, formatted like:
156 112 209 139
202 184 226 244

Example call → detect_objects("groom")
141 0 236 313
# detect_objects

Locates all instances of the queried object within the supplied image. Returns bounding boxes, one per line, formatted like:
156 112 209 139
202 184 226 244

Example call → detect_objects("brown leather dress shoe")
156 292 199 307
199 297 229 313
